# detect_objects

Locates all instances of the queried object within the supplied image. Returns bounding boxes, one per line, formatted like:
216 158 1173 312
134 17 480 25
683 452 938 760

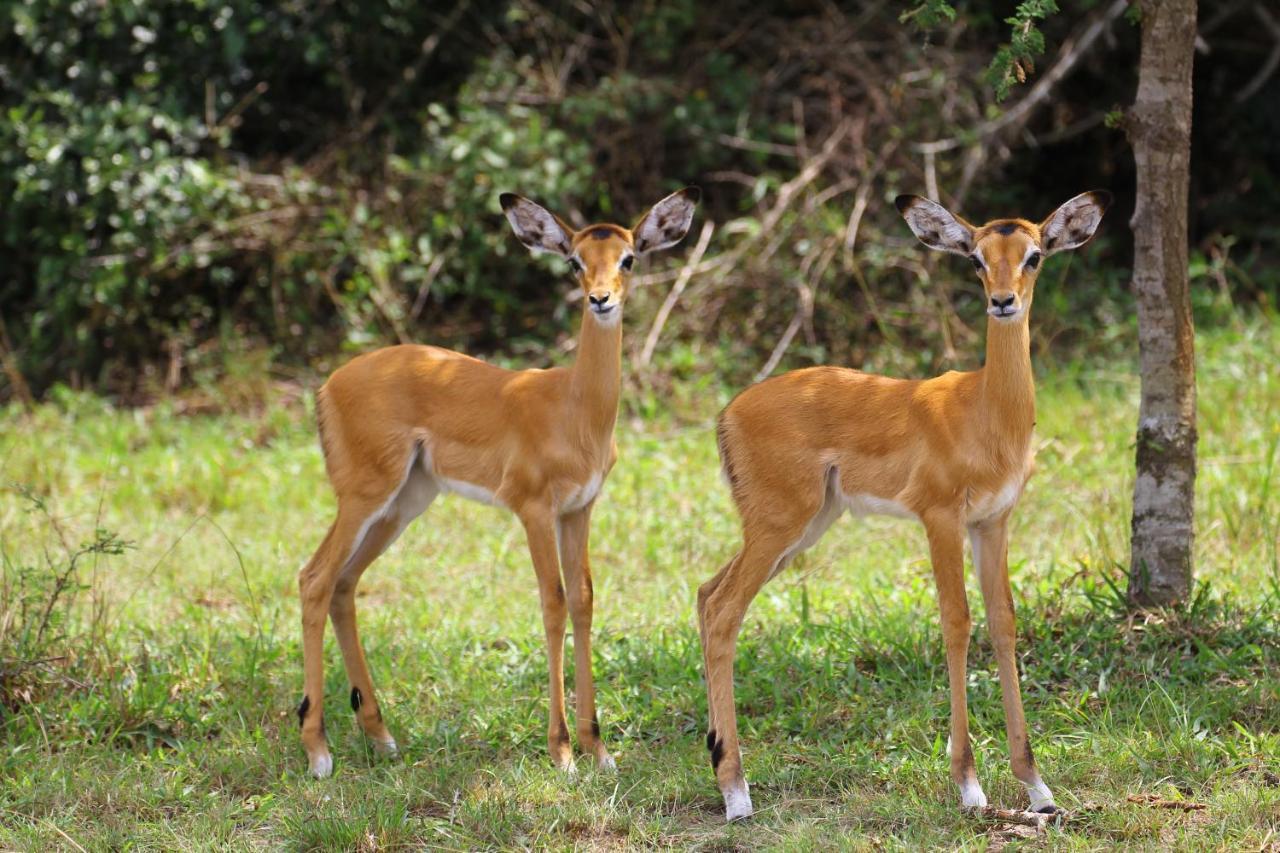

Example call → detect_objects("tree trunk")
1126 0 1198 606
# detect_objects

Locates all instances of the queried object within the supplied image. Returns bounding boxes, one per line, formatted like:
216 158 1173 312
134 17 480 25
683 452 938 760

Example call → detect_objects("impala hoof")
372 737 398 757
959 780 988 810
1024 776 1056 813
723 781 753 822
595 752 617 772
308 752 334 779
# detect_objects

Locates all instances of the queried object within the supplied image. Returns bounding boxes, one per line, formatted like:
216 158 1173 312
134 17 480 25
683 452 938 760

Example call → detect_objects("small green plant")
0 485 131 711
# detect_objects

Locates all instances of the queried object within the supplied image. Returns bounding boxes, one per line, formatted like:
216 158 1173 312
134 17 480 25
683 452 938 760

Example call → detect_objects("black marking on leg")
711 737 725 771
592 714 601 738
350 686 363 713
706 729 717 752
297 695 310 728
1024 741 1037 771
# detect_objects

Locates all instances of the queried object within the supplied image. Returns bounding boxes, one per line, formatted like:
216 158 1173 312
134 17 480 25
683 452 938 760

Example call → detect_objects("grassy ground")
1 317 1278 850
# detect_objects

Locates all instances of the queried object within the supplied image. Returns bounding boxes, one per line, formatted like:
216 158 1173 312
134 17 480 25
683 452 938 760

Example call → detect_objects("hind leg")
298 500 384 777
330 465 438 756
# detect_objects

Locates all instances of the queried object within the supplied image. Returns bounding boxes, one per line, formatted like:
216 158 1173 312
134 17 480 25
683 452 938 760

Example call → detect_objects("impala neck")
569 308 623 437
980 313 1036 441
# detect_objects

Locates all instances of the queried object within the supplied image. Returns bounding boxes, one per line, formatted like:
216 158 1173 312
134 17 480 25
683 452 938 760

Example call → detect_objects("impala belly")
841 491 917 520
417 443 506 508
437 475 504 507
964 477 1024 523
561 471 604 513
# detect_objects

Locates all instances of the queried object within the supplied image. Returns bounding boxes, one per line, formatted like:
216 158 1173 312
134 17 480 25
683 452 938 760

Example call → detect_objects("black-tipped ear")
896 194 975 256
632 187 700 254
500 193 574 257
1040 190 1111 256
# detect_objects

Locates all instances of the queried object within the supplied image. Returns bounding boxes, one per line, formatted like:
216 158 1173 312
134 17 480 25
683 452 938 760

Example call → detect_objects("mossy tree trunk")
1126 0 1199 606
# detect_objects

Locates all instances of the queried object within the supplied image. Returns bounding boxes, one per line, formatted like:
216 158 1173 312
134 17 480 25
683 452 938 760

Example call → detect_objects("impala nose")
588 291 614 313
989 292 1018 317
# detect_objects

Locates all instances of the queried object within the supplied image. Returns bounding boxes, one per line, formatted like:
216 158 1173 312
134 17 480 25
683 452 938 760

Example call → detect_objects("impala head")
500 188 701 326
895 191 1112 323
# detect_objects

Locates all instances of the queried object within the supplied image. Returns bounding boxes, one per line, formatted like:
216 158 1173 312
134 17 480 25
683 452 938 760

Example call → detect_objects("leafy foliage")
1 0 1277 398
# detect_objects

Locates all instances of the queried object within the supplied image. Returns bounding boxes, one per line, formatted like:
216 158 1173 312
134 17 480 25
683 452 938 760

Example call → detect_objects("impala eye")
568 257 583 275
970 255 984 272
620 255 634 271
1025 251 1042 271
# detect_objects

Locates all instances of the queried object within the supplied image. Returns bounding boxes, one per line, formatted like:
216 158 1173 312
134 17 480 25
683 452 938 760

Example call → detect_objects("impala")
296 187 700 778
698 191 1111 820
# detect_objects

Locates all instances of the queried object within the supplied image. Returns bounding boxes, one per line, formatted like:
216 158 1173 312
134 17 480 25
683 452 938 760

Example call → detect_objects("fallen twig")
1126 793 1208 811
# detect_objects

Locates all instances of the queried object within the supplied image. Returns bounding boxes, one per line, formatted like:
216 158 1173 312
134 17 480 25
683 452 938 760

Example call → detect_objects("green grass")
2 316 1279 849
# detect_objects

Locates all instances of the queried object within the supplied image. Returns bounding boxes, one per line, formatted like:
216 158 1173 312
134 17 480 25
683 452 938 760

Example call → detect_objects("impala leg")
696 554 740 745
970 517 1056 813
329 471 437 758
700 529 797 822
519 507 574 771
558 504 614 769
924 513 986 809
298 505 376 778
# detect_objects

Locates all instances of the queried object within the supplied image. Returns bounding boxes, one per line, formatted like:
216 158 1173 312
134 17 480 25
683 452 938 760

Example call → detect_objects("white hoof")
309 753 334 779
372 737 398 757
595 753 617 772
723 781 753 822
1023 775 1056 813
960 779 988 809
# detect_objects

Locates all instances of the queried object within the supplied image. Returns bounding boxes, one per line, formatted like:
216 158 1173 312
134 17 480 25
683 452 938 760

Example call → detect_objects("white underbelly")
841 491 917 520
437 475 505 507
965 479 1023 523
561 472 603 513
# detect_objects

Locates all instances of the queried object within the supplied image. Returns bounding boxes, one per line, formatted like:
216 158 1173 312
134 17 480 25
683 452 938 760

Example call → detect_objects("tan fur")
296 189 698 778
699 191 1109 820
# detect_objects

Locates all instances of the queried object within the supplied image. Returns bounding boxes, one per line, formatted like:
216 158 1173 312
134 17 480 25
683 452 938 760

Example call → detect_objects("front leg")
518 504 574 771
970 515 1056 813
558 503 615 769
924 511 986 809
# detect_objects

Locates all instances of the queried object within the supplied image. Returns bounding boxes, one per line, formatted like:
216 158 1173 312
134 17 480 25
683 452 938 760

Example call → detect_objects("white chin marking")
309 753 334 779
1024 775 1055 811
723 780 753 822
960 779 988 809
592 308 621 327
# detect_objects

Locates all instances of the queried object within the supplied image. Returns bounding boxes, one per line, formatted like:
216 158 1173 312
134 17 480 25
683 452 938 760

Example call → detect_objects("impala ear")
1039 190 1112 256
499 193 575 257
895 194 975 256
632 187 700 254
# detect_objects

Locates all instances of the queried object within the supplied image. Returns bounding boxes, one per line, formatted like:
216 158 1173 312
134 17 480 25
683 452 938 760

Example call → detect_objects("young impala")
698 191 1111 820
296 187 699 778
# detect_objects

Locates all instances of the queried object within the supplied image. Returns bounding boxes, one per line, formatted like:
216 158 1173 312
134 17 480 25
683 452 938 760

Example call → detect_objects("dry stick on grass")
1126 794 1209 811
975 806 1066 829
638 220 715 367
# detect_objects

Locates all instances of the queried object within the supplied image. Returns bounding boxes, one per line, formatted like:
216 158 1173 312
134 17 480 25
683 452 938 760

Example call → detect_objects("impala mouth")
988 305 1021 321
591 304 616 316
